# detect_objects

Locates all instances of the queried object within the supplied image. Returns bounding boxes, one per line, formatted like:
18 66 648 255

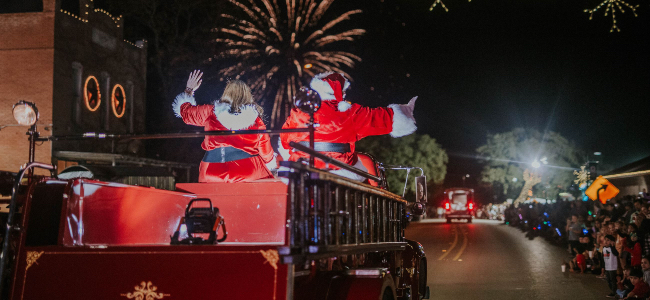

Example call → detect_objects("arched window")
84 76 101 112
111 84 126 118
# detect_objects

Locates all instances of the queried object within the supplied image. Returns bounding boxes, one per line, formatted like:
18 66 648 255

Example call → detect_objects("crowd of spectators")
504 193 650 299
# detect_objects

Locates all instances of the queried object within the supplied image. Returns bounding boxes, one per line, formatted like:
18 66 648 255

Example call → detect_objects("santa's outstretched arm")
352 96 418 139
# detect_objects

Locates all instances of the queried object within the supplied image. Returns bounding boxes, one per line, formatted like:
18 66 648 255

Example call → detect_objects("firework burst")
212 0 365 126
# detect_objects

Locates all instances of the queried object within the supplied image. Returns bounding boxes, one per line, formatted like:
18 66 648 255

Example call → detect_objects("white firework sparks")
213 0 365 126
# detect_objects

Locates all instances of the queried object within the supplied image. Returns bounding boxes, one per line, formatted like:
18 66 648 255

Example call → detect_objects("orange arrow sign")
585 176 620 204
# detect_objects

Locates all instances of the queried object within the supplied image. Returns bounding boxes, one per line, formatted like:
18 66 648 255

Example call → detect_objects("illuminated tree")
477 128 585 202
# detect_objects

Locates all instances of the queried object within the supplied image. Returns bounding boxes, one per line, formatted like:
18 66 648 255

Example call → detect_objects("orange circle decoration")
84 76 101 112
111 84 126 118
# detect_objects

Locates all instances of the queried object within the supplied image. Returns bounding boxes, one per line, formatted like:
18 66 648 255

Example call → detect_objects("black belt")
297 142 351 153
202 147 255 163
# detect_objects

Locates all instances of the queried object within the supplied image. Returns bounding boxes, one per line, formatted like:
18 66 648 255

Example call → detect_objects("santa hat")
310 72 351 101
310 72 352 111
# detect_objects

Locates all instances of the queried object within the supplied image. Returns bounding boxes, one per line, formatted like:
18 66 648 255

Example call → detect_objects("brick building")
0 0 148 172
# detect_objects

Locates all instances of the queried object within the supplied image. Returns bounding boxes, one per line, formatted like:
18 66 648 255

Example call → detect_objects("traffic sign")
585 176 620 204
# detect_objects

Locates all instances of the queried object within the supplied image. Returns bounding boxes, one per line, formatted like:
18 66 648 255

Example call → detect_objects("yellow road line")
452 229 468 261
438 225 459 261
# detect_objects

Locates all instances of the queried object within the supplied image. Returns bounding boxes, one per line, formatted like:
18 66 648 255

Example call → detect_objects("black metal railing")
278 161 408 264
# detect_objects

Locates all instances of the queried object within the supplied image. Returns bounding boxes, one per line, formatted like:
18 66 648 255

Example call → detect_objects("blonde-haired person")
172 70 276 182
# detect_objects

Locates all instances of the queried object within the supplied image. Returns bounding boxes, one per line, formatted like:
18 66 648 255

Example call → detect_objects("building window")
84 75 101 112
112 84 126 118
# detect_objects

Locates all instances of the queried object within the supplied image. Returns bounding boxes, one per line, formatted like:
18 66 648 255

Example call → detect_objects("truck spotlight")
12 100 39 126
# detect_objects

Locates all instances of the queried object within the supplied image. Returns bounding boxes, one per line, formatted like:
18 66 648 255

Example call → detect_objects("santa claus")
280 72 417 180
173 70 276 182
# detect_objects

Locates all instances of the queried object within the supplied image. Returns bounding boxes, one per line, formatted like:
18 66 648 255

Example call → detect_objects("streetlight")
531 160 541 169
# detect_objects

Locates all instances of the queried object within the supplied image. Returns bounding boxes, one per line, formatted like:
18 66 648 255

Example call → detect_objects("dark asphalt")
405 219 612 300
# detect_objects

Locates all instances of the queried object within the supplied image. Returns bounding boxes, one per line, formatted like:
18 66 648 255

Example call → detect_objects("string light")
429 0 473 12
584 0 639 32
214 0 365 126
429 0 449 12
59 9 87 22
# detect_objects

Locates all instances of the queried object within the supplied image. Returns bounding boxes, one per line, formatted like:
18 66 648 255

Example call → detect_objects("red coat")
281 100 394 168
174 93 274 182
625 242 642 267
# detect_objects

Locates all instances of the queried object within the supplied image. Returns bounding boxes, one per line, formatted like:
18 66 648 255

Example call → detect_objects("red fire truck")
0 137 430 299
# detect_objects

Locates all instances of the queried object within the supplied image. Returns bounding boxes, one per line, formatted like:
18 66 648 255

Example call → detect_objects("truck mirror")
415 176 427 203
413 176 427 215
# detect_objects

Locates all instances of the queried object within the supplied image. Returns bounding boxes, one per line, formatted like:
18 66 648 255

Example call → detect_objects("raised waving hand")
185 70 203 95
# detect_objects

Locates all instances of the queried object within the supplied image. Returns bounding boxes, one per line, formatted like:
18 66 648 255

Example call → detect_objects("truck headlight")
13 100 39 126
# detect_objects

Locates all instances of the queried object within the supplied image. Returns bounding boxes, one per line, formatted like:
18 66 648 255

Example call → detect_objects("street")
406 219 612 300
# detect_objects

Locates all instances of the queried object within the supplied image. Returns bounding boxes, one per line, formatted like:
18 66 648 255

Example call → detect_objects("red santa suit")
172 93 276 183
280 72 417 180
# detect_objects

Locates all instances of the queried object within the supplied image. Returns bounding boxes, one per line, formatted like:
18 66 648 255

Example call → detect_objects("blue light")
548 222 551 226
543 212 548 217
583 229 589 235
537 226 541 230
524 220 528 223
556 228 562 237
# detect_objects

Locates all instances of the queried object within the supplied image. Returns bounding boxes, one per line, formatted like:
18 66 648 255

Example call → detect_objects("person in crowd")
597 222 612 279
617 266 635 299
605 204 620 222
625 227 642 268
172 70 276 182
642 257 650 286
604 235 620 298
617 225 629 269
624 268 650 299
623 203 635 224
279 72 417 180
570 234 589 273
567 215 582 254
623 224 642 267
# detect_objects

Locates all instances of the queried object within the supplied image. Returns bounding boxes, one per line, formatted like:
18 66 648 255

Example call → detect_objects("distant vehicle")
443 188 475 223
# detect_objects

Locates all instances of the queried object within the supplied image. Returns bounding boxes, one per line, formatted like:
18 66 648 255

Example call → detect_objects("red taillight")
445 203 450 210
468 203 474 210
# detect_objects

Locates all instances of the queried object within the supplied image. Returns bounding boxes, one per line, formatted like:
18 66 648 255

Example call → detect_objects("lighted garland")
427 0 642 32
584 0 639 32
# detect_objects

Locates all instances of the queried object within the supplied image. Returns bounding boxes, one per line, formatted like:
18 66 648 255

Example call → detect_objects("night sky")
329 0 650 185
111 0 650 186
